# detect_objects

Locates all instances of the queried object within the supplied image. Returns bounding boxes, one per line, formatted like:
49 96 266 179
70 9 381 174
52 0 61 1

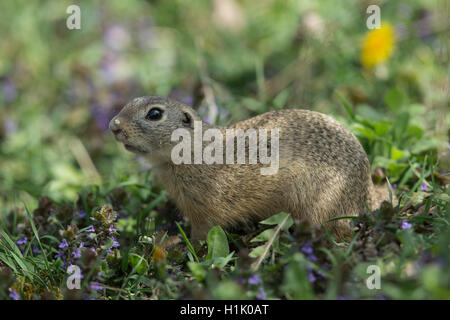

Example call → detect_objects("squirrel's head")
109 96 201 161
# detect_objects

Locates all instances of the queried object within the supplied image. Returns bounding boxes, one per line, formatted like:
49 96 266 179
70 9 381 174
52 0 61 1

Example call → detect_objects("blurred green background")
0 0 448 206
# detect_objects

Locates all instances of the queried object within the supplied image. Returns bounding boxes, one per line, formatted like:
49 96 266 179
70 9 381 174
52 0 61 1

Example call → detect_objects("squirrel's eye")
146 108 163 121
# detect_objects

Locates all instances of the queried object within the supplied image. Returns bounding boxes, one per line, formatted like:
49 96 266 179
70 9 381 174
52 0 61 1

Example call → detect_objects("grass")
0 0 449 300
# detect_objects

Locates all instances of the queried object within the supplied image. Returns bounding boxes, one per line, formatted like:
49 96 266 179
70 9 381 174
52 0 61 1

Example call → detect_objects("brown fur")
109 96 394 240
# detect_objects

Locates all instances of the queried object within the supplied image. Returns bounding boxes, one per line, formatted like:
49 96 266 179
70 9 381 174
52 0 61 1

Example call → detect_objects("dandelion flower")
152 246 167 263
361 24 395 68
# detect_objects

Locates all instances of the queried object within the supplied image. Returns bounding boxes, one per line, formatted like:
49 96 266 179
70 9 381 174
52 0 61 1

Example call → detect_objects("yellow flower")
361 24 395 68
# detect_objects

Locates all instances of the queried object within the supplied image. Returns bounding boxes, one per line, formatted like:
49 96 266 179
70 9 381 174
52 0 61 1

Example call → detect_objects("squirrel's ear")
181 107 199 128
182 111 194 128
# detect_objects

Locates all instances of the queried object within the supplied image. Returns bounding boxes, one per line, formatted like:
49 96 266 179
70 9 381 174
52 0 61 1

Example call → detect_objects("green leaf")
282 253 314 299
411 139 437 154
435 193 450 203
357 104 386 122
249 244 265 258
259 212 293 231
373 121 390 136
338 94 355 120
176 222 199 263
393 112 410 143
242 97 264 112
354 124 376 142
0 230 20 256
384 88 405 111
273 89 290 109
128 253 148 275
387 162 408 177
405 125 424 140
391 146 406 160
188 262 206 281
206 226 229 260
208 252 235 269
250 228 275 243
212 280 245 300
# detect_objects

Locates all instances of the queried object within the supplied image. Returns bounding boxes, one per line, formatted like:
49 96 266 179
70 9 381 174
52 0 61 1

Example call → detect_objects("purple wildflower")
3 119 17 134
401 221 412 230
9 288 20 300
85 225 95 233
54 250 64 259
415 10 433 40
32 245 42 254
90 282 104 291
308 271 317 283
248 274 261 285
100 52 130 84
90 103 111 131
59 239 69 248
420 182 429 191
2 79 17 103
72 249 81 259
77 210 86 219
137 16 157 49
111 236 120 248
256 286 267 300
394 23 409 41
202 116 212 124
308 254 318 262
136 156 152 171
301 243 313 255
16 236 27 245
109 225 118 233
168 88 193 106
103 24 131 51
237 277 246 285
317 269 327 279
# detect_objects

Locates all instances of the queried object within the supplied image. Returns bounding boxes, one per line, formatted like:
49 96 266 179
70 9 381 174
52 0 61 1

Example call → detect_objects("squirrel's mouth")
124 144 146 153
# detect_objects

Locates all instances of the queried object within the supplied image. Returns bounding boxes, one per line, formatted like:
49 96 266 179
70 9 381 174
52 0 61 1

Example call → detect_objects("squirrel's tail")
369 182 397 211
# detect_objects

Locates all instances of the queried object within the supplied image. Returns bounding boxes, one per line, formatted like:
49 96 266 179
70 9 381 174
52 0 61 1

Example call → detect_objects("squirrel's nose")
109 117 122 135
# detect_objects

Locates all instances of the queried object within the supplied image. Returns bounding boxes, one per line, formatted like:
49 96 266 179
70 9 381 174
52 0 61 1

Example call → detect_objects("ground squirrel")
109 96 393 240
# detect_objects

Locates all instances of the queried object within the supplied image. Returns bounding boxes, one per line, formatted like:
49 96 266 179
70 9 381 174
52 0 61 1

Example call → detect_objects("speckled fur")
110 96 393 240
